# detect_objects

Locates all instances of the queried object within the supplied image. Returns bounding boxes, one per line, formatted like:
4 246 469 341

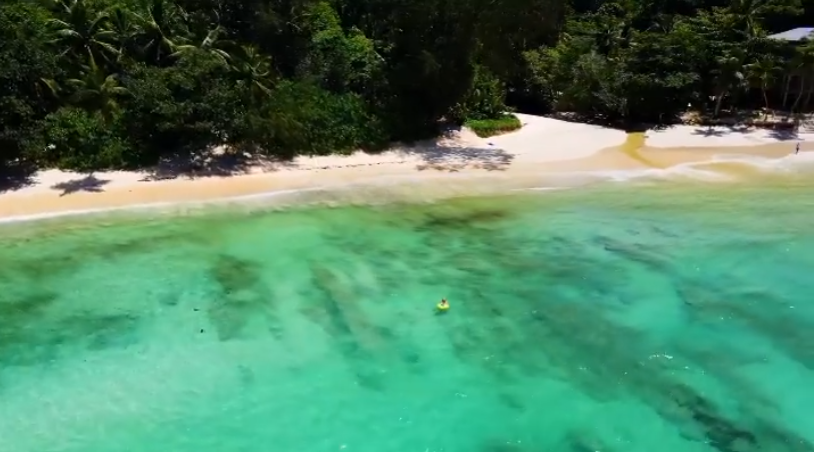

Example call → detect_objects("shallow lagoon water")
1 180 814 452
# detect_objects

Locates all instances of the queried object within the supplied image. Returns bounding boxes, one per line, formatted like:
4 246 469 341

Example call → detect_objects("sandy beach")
1 113 813 221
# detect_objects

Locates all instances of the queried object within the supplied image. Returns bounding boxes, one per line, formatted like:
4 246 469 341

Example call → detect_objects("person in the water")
439 298 449 308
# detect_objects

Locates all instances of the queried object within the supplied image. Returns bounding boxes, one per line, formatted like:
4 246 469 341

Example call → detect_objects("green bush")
121 57 233 161
450 65 508 122
39 107 133 171
246 81 388 157
464 114 522 138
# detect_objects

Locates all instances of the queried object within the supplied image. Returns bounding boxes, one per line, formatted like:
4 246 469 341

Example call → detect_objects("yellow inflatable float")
437 298 450 312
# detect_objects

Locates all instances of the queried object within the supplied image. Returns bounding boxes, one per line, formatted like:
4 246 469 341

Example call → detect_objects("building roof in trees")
767 28 814 42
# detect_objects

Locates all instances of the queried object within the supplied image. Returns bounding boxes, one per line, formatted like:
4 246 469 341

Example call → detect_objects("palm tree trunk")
762 84 770 119
806 74 814 111
782 74 792 109
714 91 726 117
791 75 806 113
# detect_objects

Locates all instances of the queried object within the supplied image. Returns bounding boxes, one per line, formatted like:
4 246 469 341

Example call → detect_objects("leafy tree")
620 22 703 122
298 1 382 94
40 106 131 170
0 1 58 170
120 52 230 157
245 81 387 157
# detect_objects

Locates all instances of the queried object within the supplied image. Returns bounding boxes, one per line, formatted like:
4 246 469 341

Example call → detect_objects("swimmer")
439 298 448 308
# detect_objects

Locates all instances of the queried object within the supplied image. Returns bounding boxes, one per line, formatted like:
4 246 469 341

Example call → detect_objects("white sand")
645 124 814 148
0 113 810 221
7 114 627 195
484 114 627 159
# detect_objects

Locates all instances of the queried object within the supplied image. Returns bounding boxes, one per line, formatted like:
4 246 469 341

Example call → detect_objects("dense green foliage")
521 0 813 124
465 115 523 138
0 0 812 173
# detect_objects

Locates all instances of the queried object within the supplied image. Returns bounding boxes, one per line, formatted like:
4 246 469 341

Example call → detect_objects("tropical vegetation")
465 115 523 138
0 0 812 174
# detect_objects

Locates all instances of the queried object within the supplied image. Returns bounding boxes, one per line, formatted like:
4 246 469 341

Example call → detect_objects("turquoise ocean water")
2 177 814 452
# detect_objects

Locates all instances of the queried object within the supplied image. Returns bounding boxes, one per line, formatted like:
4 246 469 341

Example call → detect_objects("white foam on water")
3 151 813 226
705 151 814 173
0 171 507 226
554 164 731 185
549 151 814 185
511 187 570 192
0 187 328 225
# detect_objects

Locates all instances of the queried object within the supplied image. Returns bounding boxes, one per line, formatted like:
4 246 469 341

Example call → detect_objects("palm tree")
230 45 276 102
171 26 233 66
782 52 804 110
727 0 768 40
712 50 746 117
48 0 118 64
747 56 779 118
590 4 629 58
797 40 814 112
108 6 136 61
66 54 128 124
132 0 189 65
790 41 814 114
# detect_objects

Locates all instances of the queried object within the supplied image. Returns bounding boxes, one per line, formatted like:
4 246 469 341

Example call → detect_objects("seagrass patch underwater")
1 180 814 452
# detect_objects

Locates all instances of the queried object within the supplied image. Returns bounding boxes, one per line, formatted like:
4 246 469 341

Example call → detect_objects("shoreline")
2 114 813 223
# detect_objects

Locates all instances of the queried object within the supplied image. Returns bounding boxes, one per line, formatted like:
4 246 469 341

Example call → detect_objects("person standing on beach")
796 143 800 154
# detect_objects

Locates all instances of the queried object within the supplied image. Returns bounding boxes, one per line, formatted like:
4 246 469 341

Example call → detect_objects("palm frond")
40 78 62 97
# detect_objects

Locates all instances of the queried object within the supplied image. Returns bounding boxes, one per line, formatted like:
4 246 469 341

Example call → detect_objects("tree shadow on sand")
140 147 299 181
691 125 753 137
768 129 799 141
691 124 804 144
397 129 515 172
405 146 515 172
51 174 111 196
0 162 36 194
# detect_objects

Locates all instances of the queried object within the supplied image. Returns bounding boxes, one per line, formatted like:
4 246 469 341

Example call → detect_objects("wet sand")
544 133 814 176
